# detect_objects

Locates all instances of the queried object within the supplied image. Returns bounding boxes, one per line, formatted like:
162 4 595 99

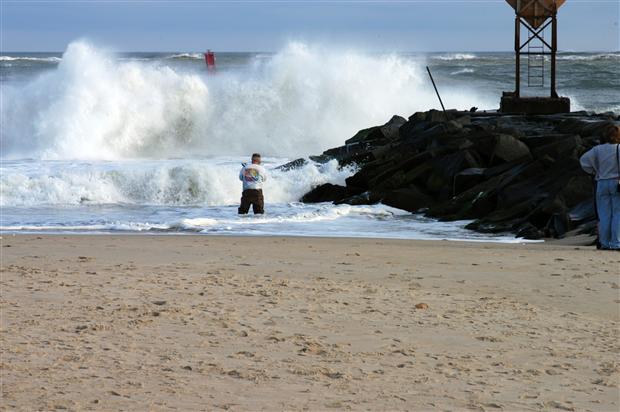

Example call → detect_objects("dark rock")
309 154 333 164
532 135 582 161
557 175 593 208
568 199 596 223
380 115 407 140
299 110 611 240
408 112 427 122
381 187 434 212
275 158 308 171
345 126 384 146
301 183 348 203
335 191 382 206
322 145 349 158
492 134 532 163
427 109 449 123
521 133 576 149
399 119 428 140
338 149 376 168
545 213 569 238
454 168 487 195
516 223 543 239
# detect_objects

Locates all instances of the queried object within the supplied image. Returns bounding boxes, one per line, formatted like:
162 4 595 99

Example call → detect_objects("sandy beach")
1 235 618 411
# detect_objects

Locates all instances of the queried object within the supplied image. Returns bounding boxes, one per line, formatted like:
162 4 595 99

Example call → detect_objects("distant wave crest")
433 53 477 61
0 56 61 63
450 68 475 75
166 53 204 60
557 53 620 61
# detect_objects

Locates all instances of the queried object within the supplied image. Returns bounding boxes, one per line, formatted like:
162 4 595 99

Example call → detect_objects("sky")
1 0 618 52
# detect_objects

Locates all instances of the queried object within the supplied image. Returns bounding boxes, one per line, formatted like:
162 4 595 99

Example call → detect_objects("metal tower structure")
501 0 570 114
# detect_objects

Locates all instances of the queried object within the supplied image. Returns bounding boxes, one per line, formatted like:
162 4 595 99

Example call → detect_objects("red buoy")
205 50 216 72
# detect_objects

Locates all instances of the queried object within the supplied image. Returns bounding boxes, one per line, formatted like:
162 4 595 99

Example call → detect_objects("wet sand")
1 235 619 411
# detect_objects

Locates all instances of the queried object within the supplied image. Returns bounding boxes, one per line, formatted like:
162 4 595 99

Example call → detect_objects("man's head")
251 153 261 164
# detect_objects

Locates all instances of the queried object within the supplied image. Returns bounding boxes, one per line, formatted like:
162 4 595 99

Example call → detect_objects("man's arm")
239 167 245 181
579 148 596 176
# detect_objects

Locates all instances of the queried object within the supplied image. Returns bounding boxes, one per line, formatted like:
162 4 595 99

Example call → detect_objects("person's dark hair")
251 153 261 160
604 124 620 144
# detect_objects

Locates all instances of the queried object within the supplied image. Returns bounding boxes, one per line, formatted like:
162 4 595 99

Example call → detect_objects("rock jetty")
300 110 619 240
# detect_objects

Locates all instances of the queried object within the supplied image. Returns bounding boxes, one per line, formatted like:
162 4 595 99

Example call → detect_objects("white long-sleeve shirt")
580 144 620 181
239 163 268 190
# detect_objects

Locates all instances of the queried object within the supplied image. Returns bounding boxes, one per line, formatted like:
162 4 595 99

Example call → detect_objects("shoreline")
1 231 546 243
2 235 618 410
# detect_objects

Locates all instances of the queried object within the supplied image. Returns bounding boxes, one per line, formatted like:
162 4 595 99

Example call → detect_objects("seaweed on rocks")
300 109 619 241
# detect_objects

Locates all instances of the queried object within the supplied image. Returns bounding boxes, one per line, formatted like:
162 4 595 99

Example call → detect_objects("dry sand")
1 235 619 411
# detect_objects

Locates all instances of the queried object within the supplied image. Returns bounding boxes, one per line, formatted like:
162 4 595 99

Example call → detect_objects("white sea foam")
0 158 354 207
175 203 409 229
166 53 204 60
0 203 536 242
557 53 619 61
0 56 61 62
1 41 495 160
450 68 475 75
0 222 169 232
433 53 477 61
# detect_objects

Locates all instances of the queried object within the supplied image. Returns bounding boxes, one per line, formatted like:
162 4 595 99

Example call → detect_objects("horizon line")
2 49 619 53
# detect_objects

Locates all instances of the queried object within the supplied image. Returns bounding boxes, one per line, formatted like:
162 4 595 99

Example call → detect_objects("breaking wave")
0 56 61 63
0 158 354 207
557 53 620 61
166 53 204 60
1 41 494 160
433 53 477 61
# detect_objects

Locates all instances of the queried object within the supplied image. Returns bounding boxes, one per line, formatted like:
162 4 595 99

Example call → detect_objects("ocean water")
1 42 618 240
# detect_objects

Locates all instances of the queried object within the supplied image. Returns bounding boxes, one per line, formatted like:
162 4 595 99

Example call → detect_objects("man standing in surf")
238 153 268 215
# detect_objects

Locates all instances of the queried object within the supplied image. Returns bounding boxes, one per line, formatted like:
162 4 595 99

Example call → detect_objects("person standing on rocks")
238 153 268 215
580 125 620 250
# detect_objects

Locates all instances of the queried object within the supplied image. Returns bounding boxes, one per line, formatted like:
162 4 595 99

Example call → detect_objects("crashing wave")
1 41 494 160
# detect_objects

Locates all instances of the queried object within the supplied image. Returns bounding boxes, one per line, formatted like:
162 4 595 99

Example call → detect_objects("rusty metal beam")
518 19 553 51
515 15 521 97
551 11 558 98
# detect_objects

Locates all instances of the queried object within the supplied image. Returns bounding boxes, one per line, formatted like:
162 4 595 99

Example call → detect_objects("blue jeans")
596 178 620 249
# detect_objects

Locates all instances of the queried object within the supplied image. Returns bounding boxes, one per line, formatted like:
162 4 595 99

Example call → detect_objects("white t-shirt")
239 163 268 190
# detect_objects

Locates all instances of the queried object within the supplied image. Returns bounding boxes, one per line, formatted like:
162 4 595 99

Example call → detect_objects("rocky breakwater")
300 110 619 240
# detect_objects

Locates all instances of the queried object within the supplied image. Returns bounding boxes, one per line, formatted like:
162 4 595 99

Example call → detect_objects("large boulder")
568 199 596 224
275 158 308 171
492 134 532 163
380 115 407 140
381 187 434 212
345 126 383 146
532 135 582 161
335 191 382 206
454 168 487 195
300 183 347 203
557 174 592 208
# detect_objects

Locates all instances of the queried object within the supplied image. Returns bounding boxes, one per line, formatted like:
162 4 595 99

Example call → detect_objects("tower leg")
551 13 558 98
515 16 521 97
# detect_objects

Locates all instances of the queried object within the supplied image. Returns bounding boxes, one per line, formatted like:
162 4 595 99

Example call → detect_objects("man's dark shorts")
238 189 264 214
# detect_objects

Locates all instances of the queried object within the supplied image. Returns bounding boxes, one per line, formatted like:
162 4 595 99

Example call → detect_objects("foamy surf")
0 158 353 206
0 201 537 242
